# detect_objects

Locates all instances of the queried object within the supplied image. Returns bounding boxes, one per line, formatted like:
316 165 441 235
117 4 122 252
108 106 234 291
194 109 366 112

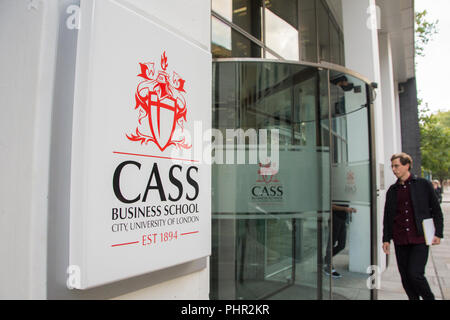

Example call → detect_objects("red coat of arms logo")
256 162 280 184
127 52 191 151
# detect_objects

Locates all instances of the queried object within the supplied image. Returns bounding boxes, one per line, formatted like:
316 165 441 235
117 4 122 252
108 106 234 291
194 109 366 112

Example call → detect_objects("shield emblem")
148 92 177 151
127 53 191 151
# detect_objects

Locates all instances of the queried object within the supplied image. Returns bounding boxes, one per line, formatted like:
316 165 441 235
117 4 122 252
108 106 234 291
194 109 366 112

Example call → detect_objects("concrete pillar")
394 83 403 158
379 32 400 188
342 0 384 273
377 31 401 272
399 78 422 177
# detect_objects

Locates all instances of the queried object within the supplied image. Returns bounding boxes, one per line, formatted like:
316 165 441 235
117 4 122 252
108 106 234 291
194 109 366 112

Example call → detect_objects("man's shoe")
331 270 342 279
323 266 331 276
323 266 342 279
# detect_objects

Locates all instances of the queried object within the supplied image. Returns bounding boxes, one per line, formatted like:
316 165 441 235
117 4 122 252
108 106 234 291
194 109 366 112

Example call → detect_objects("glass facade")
212 0 345 65
210 1 374 300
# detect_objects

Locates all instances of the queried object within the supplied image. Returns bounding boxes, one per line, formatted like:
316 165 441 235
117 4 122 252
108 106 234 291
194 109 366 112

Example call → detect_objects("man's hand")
346 207 357 213
382 242 390 255
432 237 441 245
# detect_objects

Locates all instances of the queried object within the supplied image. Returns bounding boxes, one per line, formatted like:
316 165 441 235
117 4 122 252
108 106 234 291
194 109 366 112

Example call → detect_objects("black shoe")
323 266 342 279
331 270 342 278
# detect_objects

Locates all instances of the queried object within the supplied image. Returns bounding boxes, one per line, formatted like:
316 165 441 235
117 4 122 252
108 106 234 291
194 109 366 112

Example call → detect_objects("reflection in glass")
265 8 299 61
265 0 298 29
211 61 333 300
265 51 280 59
212 0 233 21
212 16 232 54
212 0 263 40
340 36 345 66
299 0 318 63
264 0 299 61
212 16 262 58
212 0 346 66
330 22 340 65
210 63 372 300
319 69 331 299
317 0 330 62
327 71 371 300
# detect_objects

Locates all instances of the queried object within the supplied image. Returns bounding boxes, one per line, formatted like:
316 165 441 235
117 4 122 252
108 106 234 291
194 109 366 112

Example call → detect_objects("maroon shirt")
393 175 425 245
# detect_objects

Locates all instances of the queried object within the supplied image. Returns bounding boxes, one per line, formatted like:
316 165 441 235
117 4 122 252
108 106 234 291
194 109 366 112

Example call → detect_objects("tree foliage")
436 110 450 128
419 106 450 183
415 11 447 182
415 10 439 58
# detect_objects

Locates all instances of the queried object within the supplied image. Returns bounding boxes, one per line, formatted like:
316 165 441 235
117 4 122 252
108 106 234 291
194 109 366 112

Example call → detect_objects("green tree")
419 107 450 183
435 110 450 128
415 10 439 58
415 11 446 182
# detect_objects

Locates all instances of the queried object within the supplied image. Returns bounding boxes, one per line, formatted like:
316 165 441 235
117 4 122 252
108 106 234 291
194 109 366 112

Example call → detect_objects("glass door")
209 60 374 300
325 71 373 299
210 61 331 300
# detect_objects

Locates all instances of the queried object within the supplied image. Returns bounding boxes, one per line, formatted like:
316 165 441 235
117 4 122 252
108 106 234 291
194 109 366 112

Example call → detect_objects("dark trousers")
394 243 435 300
324 217 347 267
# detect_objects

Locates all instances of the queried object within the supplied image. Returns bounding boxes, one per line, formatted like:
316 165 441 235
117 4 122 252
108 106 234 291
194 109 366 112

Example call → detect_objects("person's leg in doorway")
324 217 347 277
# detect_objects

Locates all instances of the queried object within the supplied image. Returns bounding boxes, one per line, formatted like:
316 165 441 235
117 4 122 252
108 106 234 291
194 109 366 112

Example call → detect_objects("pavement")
378 186 450 300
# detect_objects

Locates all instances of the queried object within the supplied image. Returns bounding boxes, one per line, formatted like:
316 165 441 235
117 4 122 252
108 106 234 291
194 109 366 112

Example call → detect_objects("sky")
415 0 450 114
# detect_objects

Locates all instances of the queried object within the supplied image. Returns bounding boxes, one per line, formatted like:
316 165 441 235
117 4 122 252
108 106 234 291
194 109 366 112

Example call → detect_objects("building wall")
399 78 422 177
0 0 211 300
343 0 418 276
379 32 401 188
0 0 53 299
342 0 418 276
394 83 403 161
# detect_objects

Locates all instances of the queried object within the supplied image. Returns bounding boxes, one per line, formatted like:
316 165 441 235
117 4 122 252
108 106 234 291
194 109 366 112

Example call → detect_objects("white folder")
422 218 436 246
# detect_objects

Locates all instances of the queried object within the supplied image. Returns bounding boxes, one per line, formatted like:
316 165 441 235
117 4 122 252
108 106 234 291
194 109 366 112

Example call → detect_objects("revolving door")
210 60 375 300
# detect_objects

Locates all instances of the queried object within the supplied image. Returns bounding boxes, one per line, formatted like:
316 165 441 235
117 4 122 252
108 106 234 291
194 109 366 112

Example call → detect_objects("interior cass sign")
69 0 211 289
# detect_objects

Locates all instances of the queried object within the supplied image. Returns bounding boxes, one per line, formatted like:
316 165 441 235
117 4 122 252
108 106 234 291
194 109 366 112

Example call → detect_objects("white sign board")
69 0 211 289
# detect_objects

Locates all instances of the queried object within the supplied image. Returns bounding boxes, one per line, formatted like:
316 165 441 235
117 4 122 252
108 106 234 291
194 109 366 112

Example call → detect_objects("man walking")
382 153 444 300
